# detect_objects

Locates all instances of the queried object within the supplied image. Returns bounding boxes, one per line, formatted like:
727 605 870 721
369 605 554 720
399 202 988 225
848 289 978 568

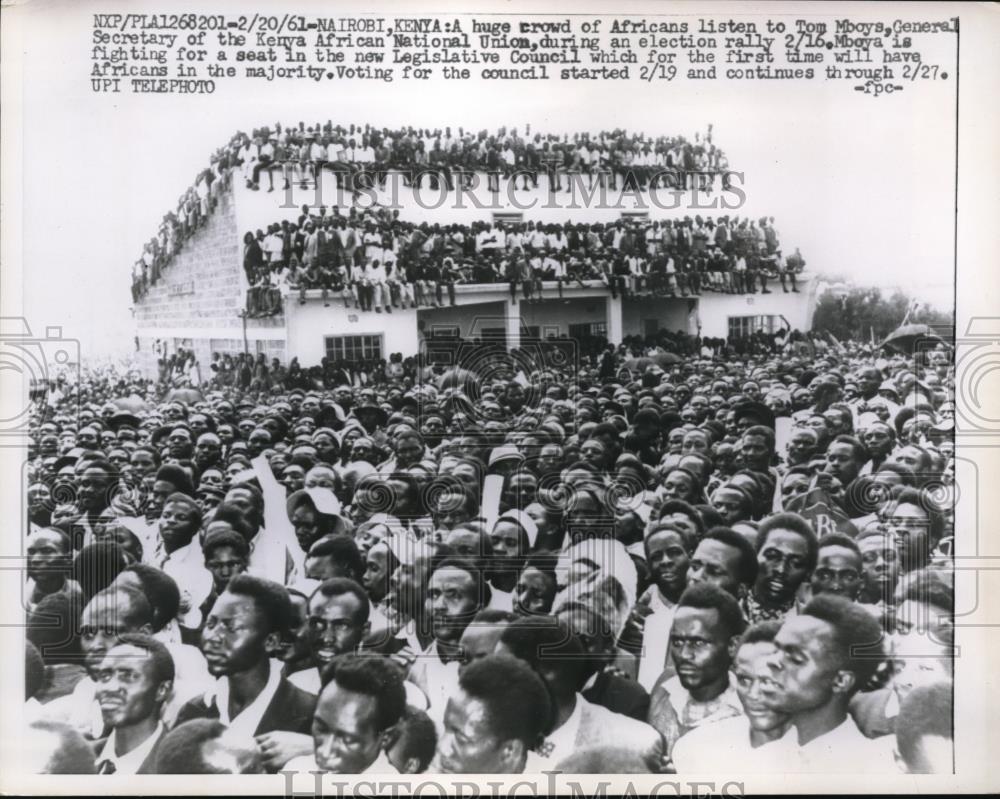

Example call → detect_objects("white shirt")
487 587 513 613
159 540 213 630
636 588 679 693
756 715 898 773
96 722 165 775
524 693 585 770
284 749 398 776
410 641 461 732
204 658 283 739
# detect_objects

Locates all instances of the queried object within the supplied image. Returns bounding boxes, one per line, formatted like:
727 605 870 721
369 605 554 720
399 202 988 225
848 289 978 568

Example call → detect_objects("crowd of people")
22 331 955 777
130 123 731 305
242 206 804 318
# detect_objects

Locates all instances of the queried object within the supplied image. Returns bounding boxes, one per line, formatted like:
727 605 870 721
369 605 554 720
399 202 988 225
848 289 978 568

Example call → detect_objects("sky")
8 0 958 358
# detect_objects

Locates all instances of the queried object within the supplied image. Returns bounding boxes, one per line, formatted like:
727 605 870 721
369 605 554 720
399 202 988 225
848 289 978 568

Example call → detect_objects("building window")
728 315 779 339
428 325 460 339
325 334 383 363
568 322 607 340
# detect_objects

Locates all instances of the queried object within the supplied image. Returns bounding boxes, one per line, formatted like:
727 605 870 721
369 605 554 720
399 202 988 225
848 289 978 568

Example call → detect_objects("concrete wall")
133 188 287 376
418 301 507 340
622 296 698 339
284 301 416 364
693 282 818 339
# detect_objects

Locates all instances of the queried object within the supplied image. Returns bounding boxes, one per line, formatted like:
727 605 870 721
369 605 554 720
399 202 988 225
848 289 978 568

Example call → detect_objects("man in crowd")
758 595 896 771
284 653 406 775
93 634 174 774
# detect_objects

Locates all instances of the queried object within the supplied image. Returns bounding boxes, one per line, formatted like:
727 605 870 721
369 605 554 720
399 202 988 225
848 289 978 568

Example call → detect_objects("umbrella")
436 367 480 395
166 387 204 405
112 394 150 413
652 351 682 366
880 324 947 355
624 357 653 371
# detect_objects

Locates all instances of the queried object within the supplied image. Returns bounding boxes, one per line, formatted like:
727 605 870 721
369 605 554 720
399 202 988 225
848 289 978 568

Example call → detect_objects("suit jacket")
552 697 665 773
848 686 896 739
91 727 167 775
583 669 651 722
174 677 317 736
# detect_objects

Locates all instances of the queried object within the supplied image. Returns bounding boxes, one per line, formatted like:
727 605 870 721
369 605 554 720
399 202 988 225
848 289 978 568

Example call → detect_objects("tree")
812 287 953 342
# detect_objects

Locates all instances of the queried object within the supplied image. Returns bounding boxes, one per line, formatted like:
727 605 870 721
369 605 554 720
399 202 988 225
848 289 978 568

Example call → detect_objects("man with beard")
742 512 817 623
283 654 405 776
176 575 316 772
408 558 489 731
435 654 551 774
647 583 746 753
759 594 894 771
287 578 370 695
672 621 792 771
92 635 174 774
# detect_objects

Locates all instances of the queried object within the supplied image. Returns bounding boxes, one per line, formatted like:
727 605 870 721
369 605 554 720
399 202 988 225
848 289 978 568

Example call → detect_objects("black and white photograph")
1 1 997 794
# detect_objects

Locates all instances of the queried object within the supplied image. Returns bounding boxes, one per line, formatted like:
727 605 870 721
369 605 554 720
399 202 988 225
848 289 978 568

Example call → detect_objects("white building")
133 168 819 375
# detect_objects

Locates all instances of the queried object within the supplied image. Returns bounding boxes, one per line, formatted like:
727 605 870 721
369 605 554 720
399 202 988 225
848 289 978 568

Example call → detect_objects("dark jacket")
174 677 317 737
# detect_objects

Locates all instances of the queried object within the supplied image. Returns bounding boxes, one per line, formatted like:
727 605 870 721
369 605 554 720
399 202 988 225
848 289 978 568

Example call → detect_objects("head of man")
458 609 516 668
733 621 788 738
305 536 365 583
426 559 489 646
670 583 746 700
223 485 264 539
740 425 774 472
111 564 180 636
894 682 953 774
688 526 758 598
305 578 370 669
76 460 117 515
513 552 558 617
155 719 263 774
763 594 884 719
362 541 400 605
202 530 249 594
809 534 862 601
855 527 901 604
437 654 551 774
194 433 222 469
311 654 406 774
158 493 203 554
27 528 72 591
644 523 695 602
94 634 175 731
824 435 866 487
387 541 435 622
79 587 155 678
495 615 588 706
200 575 291 677
754 513 818 608
786 428 819 468
880 490 938 573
